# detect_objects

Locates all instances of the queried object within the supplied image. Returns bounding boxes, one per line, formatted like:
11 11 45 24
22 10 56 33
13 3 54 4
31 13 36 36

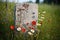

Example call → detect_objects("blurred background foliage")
0 1 15 40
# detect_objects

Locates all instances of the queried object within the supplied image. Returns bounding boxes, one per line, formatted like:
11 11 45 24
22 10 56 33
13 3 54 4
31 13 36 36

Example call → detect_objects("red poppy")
31 27 34 30
29 26 34 30
10 25 14 30
32 20 36 26
21 28 26 33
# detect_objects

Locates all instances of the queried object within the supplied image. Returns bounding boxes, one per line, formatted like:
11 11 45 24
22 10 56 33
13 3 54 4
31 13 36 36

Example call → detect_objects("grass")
38 4 60 40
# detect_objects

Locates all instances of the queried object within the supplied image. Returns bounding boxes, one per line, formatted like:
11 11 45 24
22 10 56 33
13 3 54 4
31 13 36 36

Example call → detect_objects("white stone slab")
15 3 38 29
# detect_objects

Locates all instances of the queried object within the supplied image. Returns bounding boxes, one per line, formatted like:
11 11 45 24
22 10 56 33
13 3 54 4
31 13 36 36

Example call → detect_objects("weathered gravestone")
15 3 38 35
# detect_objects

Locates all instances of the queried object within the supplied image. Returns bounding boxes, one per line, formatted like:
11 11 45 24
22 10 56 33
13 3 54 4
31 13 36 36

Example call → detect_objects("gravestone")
15 3 38 34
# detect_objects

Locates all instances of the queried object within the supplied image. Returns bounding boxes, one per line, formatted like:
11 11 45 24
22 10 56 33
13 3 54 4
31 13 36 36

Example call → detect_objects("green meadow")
38 4 60 40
